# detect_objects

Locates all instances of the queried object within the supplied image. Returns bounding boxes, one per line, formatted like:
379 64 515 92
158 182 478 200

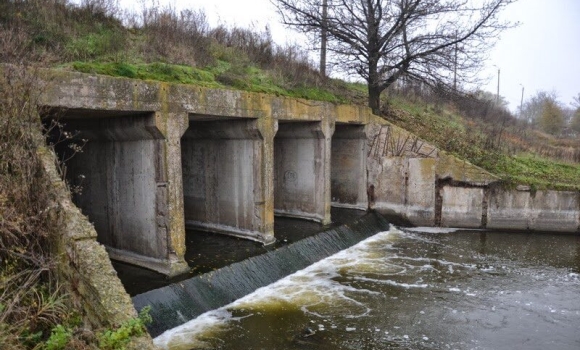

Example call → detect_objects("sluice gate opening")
274 121 330 224
181 116 274 244
44 109 187 275
331 123 368 210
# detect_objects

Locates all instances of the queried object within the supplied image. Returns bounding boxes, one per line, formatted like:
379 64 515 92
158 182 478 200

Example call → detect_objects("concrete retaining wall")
365 116 579 233
488 188 580 232
15 66 574 348
440 186 485 228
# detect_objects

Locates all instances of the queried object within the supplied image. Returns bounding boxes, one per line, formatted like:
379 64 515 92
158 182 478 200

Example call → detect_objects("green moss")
71 61 221 87
69 61 346 103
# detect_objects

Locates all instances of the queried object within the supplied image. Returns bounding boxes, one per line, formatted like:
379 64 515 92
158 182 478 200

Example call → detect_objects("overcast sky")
118 0 580 111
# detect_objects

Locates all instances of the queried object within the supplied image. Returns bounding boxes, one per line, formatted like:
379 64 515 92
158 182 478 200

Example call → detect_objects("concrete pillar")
331 124 368 210
59 112 189 276
274 121 333 224
181 118 275 244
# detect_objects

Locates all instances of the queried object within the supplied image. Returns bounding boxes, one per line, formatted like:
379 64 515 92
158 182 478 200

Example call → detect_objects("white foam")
404 227 461 234
154 309 233 349
352 276 430 289
155 229 394 345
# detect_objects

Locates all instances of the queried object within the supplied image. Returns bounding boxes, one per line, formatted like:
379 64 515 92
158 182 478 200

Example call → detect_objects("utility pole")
320 0 328 79
496 68 500 105
519 84 524 118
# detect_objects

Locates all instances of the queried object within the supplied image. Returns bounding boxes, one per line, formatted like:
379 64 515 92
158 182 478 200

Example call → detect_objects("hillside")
0 1 579 348
385 95 580 191
1 1 578 188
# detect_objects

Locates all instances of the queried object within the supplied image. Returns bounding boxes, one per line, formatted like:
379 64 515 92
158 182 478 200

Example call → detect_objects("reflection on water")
155 229 580 350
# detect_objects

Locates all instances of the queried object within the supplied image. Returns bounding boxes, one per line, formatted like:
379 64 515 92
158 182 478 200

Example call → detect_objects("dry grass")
0 64 70 349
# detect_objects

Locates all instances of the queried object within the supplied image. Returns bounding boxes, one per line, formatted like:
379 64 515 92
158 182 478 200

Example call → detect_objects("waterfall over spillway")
132 211 390 337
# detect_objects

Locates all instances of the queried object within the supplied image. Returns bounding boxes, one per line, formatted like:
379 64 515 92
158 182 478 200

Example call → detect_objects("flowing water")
153 227 580 350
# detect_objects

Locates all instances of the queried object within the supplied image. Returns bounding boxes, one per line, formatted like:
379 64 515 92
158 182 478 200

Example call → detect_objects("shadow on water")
113 208 367 297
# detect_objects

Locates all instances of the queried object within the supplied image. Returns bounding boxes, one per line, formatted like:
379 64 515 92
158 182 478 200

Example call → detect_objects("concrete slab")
487 189 532 230
529 191 579 232
407 158 436 226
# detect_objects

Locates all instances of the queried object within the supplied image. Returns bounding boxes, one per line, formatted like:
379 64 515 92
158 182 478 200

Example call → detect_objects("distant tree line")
521 91 580 137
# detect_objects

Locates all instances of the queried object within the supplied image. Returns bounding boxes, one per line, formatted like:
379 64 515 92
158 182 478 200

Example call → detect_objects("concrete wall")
35 68 580 280
488 188 580 232
182 118 274 243
364 116 579 233
440 186 484 228
274 122 330 224
331 124 368 210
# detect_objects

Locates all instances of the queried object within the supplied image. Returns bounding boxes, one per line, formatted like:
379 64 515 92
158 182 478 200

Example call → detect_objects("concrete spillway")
132 211 390 337
39 70 580 280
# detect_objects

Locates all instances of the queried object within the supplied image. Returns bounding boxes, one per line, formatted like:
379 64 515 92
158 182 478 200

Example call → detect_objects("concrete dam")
38 70 580 281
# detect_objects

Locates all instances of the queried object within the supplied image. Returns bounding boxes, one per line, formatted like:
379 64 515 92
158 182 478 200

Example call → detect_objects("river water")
154 227 580 350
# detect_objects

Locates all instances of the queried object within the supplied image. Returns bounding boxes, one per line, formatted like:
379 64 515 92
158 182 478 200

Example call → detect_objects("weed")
45 324 72 350
97 307 152 350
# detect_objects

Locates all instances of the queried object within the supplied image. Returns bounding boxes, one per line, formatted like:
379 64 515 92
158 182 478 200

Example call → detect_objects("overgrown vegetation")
0 64 63 350
0 0 361 103
0 63 154 350
0 1 578 346
383 85 580 190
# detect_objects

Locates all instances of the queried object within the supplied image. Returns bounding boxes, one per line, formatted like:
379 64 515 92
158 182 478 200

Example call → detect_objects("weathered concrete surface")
182 118 275 243
440 186 484 228
38 146 155 349
331 124 368 210
488 189 580 232
367 156 438 226
406 158 437 226
36 69 364 272
365 116 501 227
487 188 532 230
274 122 332 224
53 112 188 276
36 68 580 278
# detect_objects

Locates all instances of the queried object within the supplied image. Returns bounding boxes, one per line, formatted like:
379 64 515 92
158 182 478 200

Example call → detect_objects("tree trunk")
368 84 381 115
320 0 328 79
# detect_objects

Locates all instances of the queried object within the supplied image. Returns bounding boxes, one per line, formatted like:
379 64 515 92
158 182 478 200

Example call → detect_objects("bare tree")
539 99 565 136
273 0 515 114
571 93 580 134
572 93 580 108
521 90 559 126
